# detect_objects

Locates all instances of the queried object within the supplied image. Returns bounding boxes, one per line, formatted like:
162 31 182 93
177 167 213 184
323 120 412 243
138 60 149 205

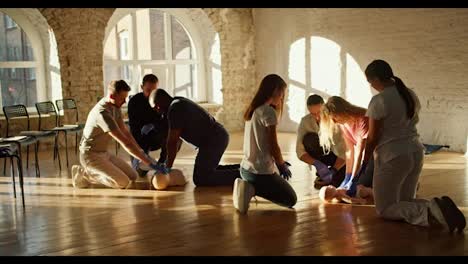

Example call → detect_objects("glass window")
0 68 37 107
0 12 38 108
104 9 201 101
171 16 193 60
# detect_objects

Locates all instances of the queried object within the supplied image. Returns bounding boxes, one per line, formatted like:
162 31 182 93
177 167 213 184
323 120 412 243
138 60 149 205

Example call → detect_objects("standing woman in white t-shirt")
363 59 465 232
233 74 297 214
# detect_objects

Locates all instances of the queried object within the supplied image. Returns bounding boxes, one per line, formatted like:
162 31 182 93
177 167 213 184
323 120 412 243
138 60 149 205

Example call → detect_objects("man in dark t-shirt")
128 75 168 170
148 89 240 186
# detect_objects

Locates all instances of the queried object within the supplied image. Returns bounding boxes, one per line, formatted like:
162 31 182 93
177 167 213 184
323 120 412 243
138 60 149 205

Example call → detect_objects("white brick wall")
39 8 115 125
254 8 468 153
19 8 467 153
204 8 256 131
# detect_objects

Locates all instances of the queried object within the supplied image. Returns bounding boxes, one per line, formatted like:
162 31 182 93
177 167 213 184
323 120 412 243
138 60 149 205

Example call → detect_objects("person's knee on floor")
285 191 297 208
303 132 323 157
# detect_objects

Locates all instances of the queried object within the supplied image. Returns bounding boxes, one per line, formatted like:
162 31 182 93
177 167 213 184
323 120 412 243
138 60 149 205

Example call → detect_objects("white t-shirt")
296 114 346 160
366 85 424 163
241 104 278 175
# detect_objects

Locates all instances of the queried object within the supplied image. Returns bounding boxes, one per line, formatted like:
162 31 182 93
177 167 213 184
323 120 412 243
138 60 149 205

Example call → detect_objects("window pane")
174 64 196 99
118 30 130 60
142 66 168 91
148 9 165 60
104 64 136 95
171 16 193 60
0 68 37 107
0 12 35 61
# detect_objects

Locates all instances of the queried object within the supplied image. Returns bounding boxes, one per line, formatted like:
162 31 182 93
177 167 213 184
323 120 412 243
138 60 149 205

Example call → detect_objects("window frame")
0 9 47 112
103 8 206 103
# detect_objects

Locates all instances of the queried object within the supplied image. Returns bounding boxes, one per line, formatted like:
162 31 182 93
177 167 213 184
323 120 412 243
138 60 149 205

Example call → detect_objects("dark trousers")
141 129 168 163
130 129 168 170
193 123 240 186
303 132 374 188
355 157 374 188
303 132 345 187
240 168 297 208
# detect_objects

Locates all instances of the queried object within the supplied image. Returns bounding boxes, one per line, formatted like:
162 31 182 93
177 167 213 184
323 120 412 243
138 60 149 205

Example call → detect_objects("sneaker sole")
441 196 466 233
429 198 449 229
434 197 460 233
233 179 249 214
233 179 241 211
71 165 80 188
71 165 89 189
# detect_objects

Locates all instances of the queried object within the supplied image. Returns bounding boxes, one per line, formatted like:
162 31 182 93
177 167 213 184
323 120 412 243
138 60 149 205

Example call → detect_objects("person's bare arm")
352 138 367 177
165 128 182 168
343 136 354 175
109 128 153 165
266 125 285 166
299 153 317 165
117 117 140 148
364 118 382 162
333 157 346 171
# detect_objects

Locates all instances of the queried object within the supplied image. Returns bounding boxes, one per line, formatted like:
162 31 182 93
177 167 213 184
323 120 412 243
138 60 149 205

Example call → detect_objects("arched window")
0 11 39 108
104 9 204 102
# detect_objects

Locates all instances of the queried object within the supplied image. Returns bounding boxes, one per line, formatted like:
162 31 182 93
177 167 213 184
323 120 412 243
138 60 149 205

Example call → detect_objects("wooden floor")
0 133 467 256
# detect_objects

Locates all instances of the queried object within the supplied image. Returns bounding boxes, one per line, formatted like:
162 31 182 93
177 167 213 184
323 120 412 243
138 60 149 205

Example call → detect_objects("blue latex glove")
131 158 140 170
339 173 353 190
141 123 156 136
149 162 171 174
277 161 292 181
313 160 333 183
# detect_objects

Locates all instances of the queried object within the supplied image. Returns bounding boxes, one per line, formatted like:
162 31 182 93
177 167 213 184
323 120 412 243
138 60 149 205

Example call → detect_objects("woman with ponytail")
364 59 465 232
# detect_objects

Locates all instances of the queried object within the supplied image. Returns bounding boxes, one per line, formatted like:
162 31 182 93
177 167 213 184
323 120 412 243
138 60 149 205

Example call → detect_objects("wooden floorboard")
0 133 467 256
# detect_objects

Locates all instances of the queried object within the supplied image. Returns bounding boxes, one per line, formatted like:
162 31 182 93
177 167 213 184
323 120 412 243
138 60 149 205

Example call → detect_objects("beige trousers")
80 151 138 189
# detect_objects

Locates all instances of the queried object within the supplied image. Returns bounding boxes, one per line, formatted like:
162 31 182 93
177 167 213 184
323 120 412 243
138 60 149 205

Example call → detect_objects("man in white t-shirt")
72 80 164 189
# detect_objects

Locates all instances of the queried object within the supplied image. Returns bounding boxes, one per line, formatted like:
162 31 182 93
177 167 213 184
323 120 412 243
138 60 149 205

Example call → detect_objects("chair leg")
64 132 69 169
35 142 40 178
3 158 6 175
54 133 62 171
75 133 78 155
53 134 58 161
15 156 25 209
26 145 30 169
10 157 16 198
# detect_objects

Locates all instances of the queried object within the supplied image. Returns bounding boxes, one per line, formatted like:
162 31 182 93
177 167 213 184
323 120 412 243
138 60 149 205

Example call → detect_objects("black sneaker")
314 176 329 190
136 167 148 177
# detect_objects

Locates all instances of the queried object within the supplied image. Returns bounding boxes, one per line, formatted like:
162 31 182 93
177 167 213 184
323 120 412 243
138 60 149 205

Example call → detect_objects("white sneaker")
72 165 90 189
233 178 255 214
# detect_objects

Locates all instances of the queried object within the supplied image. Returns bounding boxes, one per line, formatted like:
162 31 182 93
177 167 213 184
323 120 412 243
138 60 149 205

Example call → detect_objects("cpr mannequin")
319 185 373 205
148 168 188 190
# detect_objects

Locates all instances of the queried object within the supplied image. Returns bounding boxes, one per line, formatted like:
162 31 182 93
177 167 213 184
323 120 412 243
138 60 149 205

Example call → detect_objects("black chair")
36 101 82 169
3 105 56 178
0 143 25 208
55 99 84 155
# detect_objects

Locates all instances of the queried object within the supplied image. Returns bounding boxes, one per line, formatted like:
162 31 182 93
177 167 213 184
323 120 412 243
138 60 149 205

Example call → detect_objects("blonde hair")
319 96 367 153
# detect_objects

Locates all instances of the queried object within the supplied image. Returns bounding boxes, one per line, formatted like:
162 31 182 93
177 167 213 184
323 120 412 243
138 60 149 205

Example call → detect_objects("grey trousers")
373 149 429 226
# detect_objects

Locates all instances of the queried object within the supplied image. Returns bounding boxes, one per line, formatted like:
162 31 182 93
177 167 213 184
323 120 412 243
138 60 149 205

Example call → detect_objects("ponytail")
393 76 415 119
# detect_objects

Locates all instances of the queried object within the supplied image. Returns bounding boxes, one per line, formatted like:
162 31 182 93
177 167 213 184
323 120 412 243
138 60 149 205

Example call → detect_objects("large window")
104 9 202 101
0 12 37 108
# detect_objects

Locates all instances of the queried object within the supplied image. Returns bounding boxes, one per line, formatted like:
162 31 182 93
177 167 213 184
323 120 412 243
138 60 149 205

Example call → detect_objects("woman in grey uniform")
363 59 465 233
